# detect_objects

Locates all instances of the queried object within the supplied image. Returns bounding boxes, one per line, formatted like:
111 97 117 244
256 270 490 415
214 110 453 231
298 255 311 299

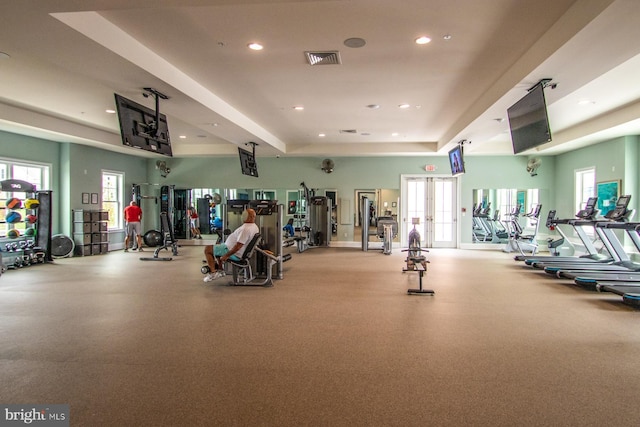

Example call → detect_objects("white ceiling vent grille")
305 51 342 66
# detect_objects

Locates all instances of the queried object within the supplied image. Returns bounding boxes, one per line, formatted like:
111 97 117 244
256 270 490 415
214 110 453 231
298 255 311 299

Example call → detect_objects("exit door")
401 175 457 248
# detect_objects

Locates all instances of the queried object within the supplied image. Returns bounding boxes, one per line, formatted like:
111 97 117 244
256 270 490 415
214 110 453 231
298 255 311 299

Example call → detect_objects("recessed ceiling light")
179 135 187 139
293 106 304 110
392 132 399 137
443 34 452 41
248 42 263 51
366 104 380 109
398 103 410 109
415 36 431 45
105 109 116 114
318 133 326 137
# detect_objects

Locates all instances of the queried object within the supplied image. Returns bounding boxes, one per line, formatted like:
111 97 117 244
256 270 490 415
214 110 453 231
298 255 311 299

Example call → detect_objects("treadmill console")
604 195 632 221
576 197 598 219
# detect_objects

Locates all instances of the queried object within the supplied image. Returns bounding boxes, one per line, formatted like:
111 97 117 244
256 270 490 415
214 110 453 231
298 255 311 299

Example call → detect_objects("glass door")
401 175 457 248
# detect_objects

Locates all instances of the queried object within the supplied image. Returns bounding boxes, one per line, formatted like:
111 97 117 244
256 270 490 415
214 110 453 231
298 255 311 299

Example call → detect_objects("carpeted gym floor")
1 244 640 426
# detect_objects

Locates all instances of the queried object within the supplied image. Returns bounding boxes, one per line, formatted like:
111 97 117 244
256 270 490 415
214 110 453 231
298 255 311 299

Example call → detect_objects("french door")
401 175 458 248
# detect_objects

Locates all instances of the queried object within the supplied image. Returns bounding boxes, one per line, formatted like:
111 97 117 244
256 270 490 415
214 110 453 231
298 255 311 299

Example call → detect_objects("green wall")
553 136 639 218
2 129 638 247
0 131 61 233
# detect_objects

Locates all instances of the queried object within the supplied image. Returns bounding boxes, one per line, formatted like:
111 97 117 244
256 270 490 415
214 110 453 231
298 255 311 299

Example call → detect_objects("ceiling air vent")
305 51 342 66
339 129 357 134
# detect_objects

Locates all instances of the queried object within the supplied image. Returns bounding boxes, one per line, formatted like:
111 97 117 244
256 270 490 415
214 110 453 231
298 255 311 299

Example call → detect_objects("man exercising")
203 208 259 282
123 200 143 252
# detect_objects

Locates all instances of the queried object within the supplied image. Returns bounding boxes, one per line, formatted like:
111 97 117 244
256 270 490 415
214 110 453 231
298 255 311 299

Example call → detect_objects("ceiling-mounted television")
238 147 258 177
507 83 552 155
114 93 172 157
448 144 465 176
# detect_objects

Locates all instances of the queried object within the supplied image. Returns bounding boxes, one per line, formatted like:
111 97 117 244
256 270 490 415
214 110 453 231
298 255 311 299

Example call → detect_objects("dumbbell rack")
0 179 51 270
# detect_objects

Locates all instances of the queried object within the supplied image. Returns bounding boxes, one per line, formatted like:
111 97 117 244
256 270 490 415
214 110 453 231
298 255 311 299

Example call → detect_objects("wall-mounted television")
448 144 465 176
507 83 552 155
114 93 172 157
238 147 258 177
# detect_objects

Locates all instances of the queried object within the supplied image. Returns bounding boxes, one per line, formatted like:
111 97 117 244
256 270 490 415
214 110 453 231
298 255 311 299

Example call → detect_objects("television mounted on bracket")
238 142 259 177
507 80 552 155
114 89 172 157
448 143 465 176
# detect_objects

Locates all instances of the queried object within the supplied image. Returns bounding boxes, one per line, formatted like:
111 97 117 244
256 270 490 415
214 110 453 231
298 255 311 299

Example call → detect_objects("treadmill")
541 195 635 277
596 281 640 308
572 222 640 290
517 197 603 265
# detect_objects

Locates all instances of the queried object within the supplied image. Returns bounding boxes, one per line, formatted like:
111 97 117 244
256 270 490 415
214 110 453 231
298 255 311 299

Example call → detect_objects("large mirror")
353 188 400 242
472 188 541 244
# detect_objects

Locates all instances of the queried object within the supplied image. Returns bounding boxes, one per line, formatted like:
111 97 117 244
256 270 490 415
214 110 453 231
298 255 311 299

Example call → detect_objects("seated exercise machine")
377 216 398 255
140 212 179 261
201 232 291 287
402 218 434 296
227 232 291 287
503 204 542 256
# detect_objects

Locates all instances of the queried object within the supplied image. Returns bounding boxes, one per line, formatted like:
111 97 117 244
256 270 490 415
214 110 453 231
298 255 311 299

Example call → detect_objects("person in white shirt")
203 208 259 282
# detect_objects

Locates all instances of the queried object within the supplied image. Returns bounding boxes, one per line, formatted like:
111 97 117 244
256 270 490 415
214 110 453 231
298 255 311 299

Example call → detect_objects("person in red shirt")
123 200 143 252
187 206 202 239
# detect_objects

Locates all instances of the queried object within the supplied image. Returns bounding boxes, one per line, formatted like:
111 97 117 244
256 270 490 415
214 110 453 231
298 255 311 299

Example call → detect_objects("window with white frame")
0 158 50 235
0 157 50 195
575 168 595 213
102 170 124 230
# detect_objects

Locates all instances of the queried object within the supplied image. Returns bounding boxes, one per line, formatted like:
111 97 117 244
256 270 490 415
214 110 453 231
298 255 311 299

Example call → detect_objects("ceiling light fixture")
318 133 326 137
179 135 186 139
105 109 116 114
247 42 263 51
443 34 452 41
398 103 410 109
293 106 304 110
366 104 380 109
415 36 431 45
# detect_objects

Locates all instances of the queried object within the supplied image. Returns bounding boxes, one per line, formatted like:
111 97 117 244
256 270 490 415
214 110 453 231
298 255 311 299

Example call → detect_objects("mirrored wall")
472 188 540 244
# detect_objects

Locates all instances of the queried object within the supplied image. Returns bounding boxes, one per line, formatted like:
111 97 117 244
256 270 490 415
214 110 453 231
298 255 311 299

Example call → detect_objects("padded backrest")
241 233 261 260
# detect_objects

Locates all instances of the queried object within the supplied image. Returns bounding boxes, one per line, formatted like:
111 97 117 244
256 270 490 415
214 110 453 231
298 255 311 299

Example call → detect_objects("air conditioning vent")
305 51 342 66
339 129 357 134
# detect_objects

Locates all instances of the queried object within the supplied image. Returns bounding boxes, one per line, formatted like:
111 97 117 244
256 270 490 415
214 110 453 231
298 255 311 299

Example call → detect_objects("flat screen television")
238 147 258 177
114 93 172 157
448 145 465 176
507 84 552 154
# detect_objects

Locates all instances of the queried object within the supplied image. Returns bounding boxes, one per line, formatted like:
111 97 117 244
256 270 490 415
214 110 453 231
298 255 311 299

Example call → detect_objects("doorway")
400 175 458 248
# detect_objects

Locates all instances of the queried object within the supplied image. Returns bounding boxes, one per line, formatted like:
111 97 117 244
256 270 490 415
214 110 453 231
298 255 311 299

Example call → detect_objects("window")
0 157 50 198
575 168 595 213
102 171 124 230
0 158 50 236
